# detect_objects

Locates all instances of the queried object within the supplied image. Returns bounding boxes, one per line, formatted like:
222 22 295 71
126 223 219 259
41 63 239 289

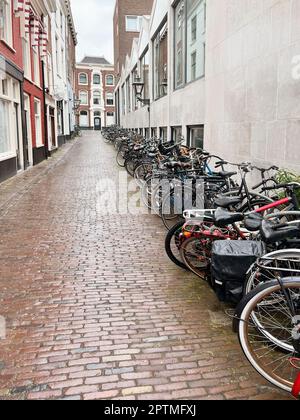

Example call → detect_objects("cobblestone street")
0 132 291 400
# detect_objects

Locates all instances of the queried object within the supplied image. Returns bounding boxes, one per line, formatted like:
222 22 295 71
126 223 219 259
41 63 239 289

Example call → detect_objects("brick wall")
114 0 154 79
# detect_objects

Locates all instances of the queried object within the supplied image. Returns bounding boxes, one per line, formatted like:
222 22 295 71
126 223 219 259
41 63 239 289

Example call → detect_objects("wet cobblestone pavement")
0 132 292 400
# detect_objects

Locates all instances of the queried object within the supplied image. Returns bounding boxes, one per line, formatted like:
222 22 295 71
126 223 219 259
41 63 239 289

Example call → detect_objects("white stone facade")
115 0 300 173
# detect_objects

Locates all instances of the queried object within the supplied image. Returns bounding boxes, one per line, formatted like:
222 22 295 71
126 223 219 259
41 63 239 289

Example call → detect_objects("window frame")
93 90 101 105
0 75 14 159
34 98 42 148
187 124 204 149
93 73 101 85
173 0 206 91
106 92 114 107
79 90 88 106
152 18 168 101
105 74 114 86
125 15 142 32
78 72 88 85
0 0 13 47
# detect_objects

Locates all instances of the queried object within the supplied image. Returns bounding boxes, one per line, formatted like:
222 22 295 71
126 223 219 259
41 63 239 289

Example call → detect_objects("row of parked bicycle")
102 126 300 399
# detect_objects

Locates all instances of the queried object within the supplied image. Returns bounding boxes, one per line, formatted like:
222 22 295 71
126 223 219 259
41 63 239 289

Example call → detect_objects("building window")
186 0 206 82
93 91 101 105
151 127 157 138
175 1 185 89
132 66 139 110
79 73 88 85
79 90 88 105
188 125 204 149
153 20 168 100
106 92 114 106
33 47 40 85
0 0 12 46
172 126 182 142
126 16 142 32
160 127 168 142
22 34 31 79
121 84 125 115
144 128 150 139
94 111 101 116
106 75 114 86
34 99 42 147
174 0 206 88
93 74 100 85
126 77 130 112
107 112 114 117
140 48 150 105
0 74 11 157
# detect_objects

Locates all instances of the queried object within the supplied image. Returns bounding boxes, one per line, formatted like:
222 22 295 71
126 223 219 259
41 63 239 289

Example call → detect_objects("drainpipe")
41 60 49 159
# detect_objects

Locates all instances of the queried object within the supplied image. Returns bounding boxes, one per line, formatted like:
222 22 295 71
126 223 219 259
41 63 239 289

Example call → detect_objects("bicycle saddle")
214 207 244 228
244 213 263 232
260 220 300 244
218 171 237 178
214 195 242 209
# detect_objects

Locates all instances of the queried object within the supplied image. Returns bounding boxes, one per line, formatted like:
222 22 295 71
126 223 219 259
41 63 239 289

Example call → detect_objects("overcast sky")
71 0 115 64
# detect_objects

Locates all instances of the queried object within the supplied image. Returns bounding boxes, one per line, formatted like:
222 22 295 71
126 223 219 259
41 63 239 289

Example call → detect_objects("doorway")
79 110 88 127
94 117 101 130
49 107 56 149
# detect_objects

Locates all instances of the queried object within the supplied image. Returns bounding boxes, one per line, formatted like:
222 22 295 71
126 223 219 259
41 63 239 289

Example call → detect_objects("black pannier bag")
211 240 266 304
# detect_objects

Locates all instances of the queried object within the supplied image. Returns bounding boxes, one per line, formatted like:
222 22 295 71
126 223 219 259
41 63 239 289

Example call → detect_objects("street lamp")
132 77 150 106
73 97 81 111
161 78 168 96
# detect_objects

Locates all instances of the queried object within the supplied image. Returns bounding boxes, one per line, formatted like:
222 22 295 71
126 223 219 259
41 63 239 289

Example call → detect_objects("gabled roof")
80 56 111 65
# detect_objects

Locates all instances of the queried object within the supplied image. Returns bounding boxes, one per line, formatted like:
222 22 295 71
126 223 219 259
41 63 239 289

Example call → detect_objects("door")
49 107 56 148
94 117 101 130
14 103 23 171
24 95 33 166
80 112 88 127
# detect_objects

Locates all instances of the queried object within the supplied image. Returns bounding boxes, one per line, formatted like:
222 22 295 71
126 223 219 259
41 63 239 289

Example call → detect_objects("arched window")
106 75 114 86
93 91 101 105
106 92 114 106
79 73 88 85
79 90 88 105
93 74 100 85
80 110 88 116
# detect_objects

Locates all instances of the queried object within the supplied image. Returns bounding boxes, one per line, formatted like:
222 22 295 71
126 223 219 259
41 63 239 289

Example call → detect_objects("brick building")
0 0 77 183
113 0 154 81
75 56 115 130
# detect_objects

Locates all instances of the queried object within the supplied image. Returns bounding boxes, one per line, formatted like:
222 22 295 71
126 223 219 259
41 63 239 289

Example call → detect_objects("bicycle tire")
165 221 188 270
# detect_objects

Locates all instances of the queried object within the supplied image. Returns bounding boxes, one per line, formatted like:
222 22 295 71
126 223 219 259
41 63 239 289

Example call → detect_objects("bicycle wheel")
237 279 300 393
134 162 154 187
165 221 187 270
125 158 136 177
245 249 300 295
116 145 127 167
161 186 194 231
180 236 211 279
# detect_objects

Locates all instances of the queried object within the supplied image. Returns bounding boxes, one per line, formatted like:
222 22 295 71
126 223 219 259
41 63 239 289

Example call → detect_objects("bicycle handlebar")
262 182 300 191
